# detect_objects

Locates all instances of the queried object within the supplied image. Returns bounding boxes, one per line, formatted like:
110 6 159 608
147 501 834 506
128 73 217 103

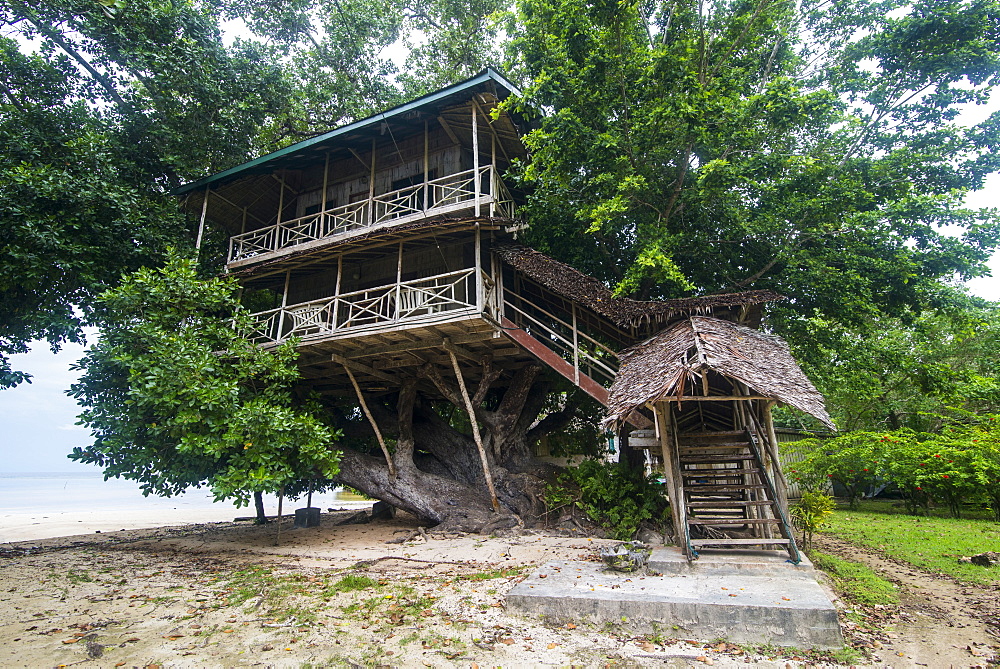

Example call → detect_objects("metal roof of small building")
174 67 523 196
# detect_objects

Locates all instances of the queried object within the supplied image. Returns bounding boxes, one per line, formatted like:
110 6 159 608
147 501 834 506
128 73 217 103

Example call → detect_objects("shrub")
547 460 669 541
791 491 836 548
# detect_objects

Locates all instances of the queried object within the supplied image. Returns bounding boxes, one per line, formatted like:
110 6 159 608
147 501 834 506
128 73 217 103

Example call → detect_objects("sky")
1 69 999 473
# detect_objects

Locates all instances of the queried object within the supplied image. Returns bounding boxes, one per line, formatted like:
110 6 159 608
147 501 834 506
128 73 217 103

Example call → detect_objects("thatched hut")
602 315 835 562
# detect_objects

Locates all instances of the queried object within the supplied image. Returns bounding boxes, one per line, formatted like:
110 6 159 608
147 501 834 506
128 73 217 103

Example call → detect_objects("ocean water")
0 471 369 515
0 471 372 542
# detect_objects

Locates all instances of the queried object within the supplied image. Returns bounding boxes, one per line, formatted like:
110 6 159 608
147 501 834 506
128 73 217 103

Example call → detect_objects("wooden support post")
274 487 284 546
446 346 499 512
277 171 285 225
474 225 483 312
490 133 496 217
423 119 429 213
240 207 247 235
275 269 291 341
572 303 579 385
764 401 790 514
656 403 690 555
333 255 342 330
368 138 376 226
195 186 209 254
343 365 397 479
472 102 480 217
321 151 330 232
395 241 403 320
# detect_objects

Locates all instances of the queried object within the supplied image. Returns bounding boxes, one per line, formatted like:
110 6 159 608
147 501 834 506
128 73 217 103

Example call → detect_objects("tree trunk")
253 491 268 524
331 366 585 533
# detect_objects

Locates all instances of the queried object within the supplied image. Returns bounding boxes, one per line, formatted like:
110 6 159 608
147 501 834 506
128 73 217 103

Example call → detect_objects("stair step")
686 500 775 507
680 454 756 463
678 431 745 439
685 485 768 493
688 518 781 525
689 538 791 546
681 468 759 476
679 442 751 449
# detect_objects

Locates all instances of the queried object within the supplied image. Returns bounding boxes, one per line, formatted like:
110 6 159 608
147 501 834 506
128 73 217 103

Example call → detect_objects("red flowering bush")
786 419 1000 519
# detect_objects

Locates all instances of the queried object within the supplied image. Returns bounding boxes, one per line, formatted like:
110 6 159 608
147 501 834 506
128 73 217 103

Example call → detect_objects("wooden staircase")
674 429 800 562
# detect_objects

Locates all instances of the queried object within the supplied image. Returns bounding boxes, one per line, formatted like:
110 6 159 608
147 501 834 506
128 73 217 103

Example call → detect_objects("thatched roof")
602 315 835 430
494 244 783 328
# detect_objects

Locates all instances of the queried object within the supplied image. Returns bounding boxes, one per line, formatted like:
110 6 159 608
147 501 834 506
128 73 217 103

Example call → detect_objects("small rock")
637 528 664 545
971 552 1000 567
86 641 103 659
371 501 396 520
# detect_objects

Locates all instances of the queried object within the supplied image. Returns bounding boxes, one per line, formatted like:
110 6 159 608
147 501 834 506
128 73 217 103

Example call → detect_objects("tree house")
175 69 669 413
175 69 833 543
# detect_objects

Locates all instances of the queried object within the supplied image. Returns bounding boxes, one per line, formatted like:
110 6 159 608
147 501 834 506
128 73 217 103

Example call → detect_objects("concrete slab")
506 555 843 650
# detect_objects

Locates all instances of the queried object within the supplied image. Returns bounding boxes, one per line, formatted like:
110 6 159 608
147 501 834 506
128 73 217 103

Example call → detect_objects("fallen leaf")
62 639 79 644
547 643 557 649
501 638 515 645
565 623 577 629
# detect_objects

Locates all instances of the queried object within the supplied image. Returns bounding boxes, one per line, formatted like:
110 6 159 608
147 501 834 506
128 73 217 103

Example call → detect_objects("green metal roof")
173 68 523 196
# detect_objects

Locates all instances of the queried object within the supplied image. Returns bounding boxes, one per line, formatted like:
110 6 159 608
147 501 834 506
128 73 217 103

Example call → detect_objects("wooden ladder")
676 429 800 563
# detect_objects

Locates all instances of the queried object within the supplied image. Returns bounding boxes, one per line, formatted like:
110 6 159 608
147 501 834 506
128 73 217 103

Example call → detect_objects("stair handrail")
671 421 698 560
744 427 802 564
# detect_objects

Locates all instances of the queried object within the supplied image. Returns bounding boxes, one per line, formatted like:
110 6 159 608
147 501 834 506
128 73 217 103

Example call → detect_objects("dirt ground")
812 534 999 669
0 511 997 668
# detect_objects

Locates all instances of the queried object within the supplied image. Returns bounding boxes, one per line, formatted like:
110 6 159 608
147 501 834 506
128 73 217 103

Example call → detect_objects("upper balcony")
173 70 529 273
227 165 514 267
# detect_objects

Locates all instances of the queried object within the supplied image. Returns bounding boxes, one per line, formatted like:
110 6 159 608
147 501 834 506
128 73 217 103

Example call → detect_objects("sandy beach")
0 510 834 669
1 509 996 668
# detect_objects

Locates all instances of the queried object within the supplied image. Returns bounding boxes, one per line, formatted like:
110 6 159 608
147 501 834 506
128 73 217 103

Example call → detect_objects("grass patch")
455 567 524 582
822 501 1000 585
324 574 379 594
220 566 318 622
809 550 899 607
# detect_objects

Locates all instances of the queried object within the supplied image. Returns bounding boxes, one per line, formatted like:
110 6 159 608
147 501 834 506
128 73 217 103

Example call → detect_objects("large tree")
49 0 1000 529
69 254 339 509
508 0 1000 331
0 0 294 387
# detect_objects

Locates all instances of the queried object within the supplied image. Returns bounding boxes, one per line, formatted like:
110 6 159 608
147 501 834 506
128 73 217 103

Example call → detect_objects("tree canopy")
508 0 1000 331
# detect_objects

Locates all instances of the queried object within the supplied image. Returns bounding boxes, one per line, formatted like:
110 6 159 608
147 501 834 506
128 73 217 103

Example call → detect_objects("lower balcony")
247 268 498 345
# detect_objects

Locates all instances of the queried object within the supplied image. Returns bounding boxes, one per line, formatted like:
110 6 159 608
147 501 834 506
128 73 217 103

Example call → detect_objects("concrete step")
506 553 841 649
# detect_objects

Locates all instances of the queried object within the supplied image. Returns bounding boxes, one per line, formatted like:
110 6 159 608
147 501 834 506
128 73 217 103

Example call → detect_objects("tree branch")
16 7 133 114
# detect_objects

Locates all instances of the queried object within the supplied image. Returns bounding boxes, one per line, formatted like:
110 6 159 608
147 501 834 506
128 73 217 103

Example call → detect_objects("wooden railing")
246 268 497 344
501 294 620 389
229 166 515 264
